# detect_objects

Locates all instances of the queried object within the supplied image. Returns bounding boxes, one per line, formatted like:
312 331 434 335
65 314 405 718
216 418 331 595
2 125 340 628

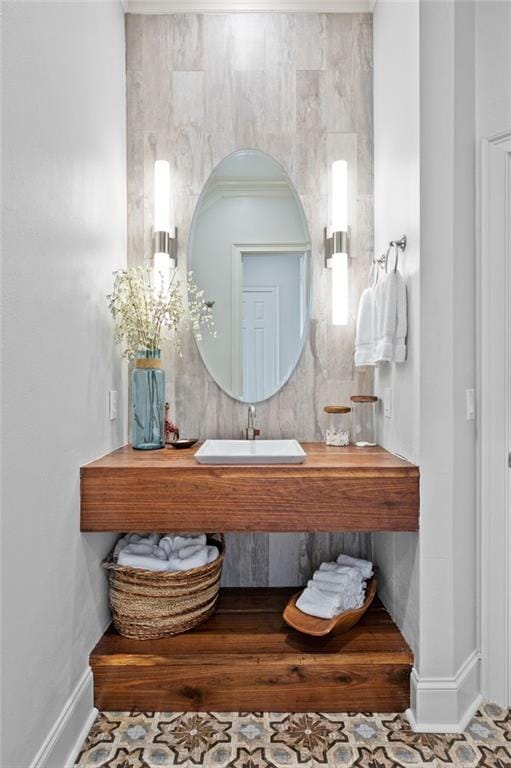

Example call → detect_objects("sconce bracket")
154 229 178 268
324 227 350 267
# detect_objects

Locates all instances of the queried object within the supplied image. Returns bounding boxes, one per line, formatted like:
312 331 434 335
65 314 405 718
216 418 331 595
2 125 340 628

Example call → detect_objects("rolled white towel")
206 545 219 563
159 538 173 558
313 568 364 588
163 533 207 549
118 551 170 571
114 532 156 559
339 589 366 611
160 534 207 554
296 588 340 619
306 584 342 608
113 536 129 560
336 554 373 579
123 543 167 560
318 562 340 573
304 581 365 615
176 544 205 559
167 546 209 571
307 579 341 596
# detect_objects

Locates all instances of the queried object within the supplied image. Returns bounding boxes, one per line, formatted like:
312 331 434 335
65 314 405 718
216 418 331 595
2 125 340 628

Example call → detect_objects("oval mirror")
189 149 312 403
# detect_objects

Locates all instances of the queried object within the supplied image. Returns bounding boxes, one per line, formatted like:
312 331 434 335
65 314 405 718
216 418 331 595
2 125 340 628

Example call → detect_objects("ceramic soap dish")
168 439 198 449
283 577 377 637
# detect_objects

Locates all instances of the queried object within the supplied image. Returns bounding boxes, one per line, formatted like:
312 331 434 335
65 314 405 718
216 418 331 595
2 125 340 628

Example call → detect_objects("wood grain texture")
126 12 375 584
81 443 419 532
91 587 413 712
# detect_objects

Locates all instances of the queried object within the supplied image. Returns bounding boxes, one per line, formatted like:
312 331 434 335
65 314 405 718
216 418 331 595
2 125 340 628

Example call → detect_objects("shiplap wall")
126 12 374 585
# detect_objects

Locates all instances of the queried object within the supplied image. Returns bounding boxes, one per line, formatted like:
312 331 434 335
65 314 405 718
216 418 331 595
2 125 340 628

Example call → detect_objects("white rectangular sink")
194 439 306 465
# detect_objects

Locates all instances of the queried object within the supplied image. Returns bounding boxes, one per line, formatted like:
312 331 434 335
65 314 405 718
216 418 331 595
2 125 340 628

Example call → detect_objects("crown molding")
199 178 292 212
125 0 375 13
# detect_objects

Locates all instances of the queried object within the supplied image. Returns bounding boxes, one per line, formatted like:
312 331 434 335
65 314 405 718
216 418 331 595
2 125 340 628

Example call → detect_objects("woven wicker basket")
103 535 225 640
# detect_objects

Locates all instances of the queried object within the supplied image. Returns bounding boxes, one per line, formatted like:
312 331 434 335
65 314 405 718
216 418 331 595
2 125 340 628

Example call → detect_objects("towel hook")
390 235 407 252
388 235 407 273
374 235 407 273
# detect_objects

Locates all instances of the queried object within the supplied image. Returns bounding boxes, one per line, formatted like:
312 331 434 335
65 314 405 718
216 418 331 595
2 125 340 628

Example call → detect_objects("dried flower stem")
108 266 214 360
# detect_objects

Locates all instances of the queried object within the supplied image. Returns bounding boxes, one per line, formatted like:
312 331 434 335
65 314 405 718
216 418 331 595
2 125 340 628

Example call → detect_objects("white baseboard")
29 667 97 768
406 650 482 732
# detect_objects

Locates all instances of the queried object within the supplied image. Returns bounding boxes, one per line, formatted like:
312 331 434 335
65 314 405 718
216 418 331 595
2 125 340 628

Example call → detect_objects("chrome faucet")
245 404 259 440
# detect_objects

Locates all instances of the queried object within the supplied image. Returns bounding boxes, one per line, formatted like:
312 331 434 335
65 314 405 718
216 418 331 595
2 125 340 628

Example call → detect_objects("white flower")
107 267 214 360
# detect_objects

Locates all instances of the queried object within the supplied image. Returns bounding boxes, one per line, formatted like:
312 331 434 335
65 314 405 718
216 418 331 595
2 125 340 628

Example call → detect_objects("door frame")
230 242 309 397
478 129 511 706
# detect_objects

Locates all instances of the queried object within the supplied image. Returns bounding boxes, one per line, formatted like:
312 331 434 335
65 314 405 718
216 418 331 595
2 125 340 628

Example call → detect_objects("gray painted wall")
1 3 127 765
126 12 375 585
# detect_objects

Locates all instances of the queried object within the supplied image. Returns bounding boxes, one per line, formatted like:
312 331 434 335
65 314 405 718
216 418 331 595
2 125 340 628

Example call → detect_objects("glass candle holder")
350 395 378 447
324 405 351 447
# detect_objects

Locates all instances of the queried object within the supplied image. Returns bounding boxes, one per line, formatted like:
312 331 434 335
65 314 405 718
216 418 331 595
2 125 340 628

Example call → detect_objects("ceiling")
123 0 376 13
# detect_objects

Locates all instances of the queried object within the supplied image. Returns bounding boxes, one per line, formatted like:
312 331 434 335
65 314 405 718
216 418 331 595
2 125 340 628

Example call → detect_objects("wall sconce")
325 160 349 326
153 160 177 291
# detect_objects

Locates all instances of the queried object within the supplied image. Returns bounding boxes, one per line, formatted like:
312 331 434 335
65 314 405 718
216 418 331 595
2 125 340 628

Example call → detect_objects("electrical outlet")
109 390 118 421
384 388 392 419
466 388 476 421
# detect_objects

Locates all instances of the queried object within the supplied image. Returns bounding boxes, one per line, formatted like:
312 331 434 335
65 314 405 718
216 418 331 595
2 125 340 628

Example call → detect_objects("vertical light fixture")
153 160 176 292
325 160 349 326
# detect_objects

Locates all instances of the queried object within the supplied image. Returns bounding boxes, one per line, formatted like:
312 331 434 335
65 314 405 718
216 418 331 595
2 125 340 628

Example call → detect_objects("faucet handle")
245 404 259 439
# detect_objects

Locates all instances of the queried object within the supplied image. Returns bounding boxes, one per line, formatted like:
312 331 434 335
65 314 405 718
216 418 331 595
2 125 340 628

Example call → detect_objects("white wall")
372 0 420 659
474 0 511 707
475 1 511 140
374 0 483 729
1 3 127 766
419 0 477 678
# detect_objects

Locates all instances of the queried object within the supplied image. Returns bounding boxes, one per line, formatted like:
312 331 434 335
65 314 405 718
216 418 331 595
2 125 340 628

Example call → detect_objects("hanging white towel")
374 270 407 363
354 285 377 367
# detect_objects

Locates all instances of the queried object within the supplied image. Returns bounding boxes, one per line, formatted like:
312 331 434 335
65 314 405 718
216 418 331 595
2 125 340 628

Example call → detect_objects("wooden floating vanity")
80 442 419 532
82 442 418 712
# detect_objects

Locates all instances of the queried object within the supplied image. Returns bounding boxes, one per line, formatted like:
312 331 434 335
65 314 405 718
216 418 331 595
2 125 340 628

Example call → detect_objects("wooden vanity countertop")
80 443 419 533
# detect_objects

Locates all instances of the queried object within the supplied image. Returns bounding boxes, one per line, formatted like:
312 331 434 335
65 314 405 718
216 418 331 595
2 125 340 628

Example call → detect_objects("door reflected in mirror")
189 149 312 403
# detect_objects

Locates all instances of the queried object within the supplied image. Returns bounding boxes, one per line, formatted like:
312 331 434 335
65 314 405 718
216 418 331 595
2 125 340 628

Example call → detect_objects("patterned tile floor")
75 704 511 767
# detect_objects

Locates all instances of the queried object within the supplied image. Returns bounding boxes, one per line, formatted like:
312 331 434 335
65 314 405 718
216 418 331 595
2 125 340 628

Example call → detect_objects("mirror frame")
188 148 313 404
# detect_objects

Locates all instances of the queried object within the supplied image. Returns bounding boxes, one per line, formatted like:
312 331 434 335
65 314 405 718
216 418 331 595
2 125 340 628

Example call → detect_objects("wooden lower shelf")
91 588 413 712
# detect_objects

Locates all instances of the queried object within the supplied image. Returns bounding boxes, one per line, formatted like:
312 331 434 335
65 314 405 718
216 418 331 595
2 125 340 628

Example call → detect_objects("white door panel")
242 287 278 402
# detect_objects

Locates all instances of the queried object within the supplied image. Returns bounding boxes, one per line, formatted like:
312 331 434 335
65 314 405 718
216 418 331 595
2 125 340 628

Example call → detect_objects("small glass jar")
324 406 351 447
350 395 378 447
